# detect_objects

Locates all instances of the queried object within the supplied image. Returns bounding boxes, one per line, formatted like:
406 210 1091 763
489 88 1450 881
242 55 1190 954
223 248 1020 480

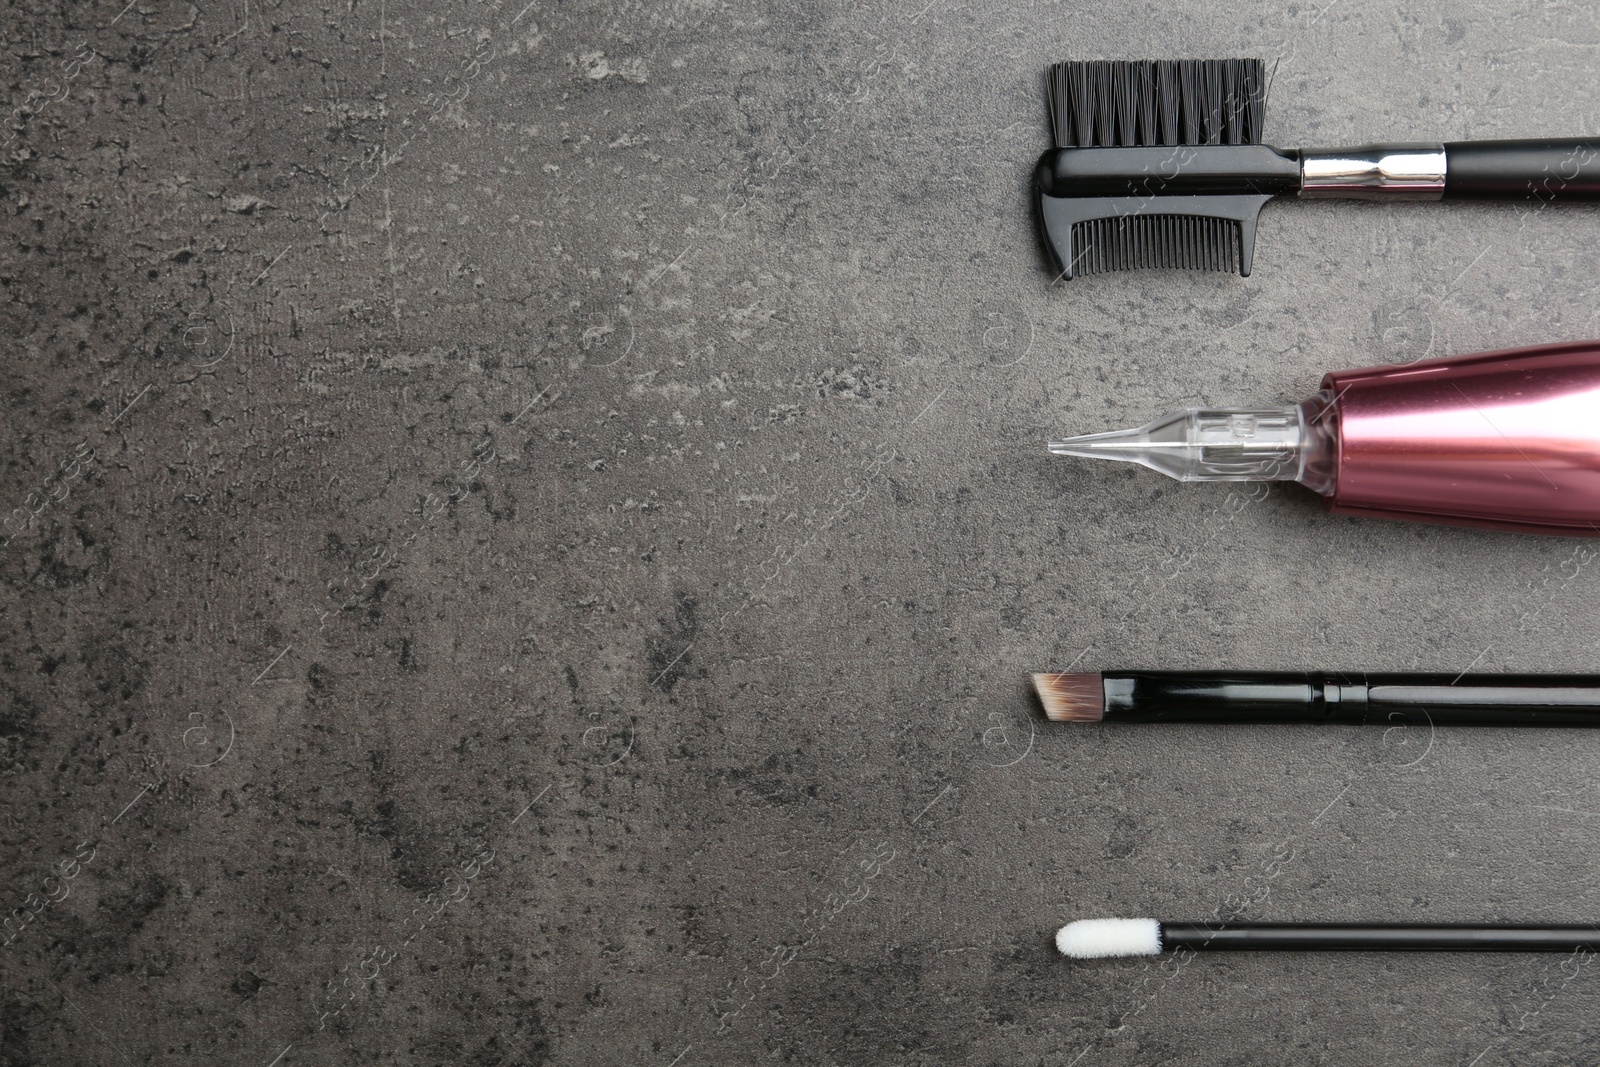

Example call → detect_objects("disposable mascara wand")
1031 671 1600 726
1057 919 1600 958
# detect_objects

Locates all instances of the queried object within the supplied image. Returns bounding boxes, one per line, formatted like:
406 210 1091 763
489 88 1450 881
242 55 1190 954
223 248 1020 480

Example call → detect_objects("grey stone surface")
4 0 1600 1063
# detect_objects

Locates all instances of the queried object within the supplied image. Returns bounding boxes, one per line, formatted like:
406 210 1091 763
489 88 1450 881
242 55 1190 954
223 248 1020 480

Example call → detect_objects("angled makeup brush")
1033 671 1600 726
1057 918 1600 958
1034 58 1600 278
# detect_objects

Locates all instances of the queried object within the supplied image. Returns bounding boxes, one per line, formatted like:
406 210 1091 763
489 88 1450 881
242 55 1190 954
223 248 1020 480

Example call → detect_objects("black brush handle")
1162 922 1600 952
1444 139 1600 200
1100 671 1600 726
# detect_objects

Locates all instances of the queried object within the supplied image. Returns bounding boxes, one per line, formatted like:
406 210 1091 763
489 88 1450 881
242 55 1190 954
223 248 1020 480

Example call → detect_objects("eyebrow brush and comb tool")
1035 59 1600 278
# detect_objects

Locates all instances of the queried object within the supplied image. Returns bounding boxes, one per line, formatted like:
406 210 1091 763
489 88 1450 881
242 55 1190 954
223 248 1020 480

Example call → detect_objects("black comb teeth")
1070 215 1242 276
1047 59 1265 148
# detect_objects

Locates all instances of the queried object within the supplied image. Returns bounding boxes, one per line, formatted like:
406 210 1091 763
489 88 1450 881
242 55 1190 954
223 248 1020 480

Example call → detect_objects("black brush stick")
1443 139 1600 200
1034 58 1600 278
1032 671 1600 726
1056 918 1600 958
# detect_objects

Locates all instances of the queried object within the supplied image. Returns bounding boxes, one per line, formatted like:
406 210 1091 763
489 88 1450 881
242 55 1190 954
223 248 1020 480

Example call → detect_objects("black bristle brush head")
1046 59 1266 149
1037 58 1271 279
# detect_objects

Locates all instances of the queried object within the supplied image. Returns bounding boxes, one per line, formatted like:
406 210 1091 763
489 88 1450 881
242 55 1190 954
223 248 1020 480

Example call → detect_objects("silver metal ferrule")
1298 143 1446 200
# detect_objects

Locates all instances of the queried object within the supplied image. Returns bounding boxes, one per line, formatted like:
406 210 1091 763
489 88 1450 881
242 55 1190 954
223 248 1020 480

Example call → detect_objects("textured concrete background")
4 0 1600 1063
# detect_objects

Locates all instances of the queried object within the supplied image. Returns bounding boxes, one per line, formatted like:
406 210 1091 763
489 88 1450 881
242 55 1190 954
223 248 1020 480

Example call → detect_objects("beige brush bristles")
1031 672 1105 722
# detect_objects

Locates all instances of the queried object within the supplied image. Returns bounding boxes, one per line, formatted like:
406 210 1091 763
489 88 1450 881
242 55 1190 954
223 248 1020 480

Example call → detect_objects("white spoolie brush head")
1056 918 1163 959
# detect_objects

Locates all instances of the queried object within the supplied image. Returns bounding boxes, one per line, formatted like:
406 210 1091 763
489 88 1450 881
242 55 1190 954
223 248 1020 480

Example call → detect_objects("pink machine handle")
1323 341 1600 536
